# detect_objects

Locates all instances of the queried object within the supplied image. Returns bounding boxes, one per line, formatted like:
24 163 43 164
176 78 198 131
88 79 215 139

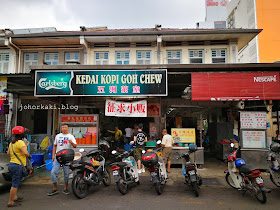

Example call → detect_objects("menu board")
242 130 266 149
171 128 196 143
240 112 267 129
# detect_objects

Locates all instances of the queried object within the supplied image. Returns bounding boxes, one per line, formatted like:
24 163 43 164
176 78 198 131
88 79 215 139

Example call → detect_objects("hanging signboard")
61 115 98 123
240 111 267 129
171 128 196 143
35 69 167 97
105 100 147 117
242 130 266 149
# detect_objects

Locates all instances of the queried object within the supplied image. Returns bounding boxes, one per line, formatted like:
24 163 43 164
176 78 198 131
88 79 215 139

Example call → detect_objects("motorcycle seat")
186 163 195 167
238 164 258 175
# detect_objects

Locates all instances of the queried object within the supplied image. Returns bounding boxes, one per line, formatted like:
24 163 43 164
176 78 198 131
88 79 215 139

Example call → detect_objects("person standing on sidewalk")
107 126 123 152
134 123 147 173
161 129 174 173
48 124 77 196
7 126 30 208
124 126 133 145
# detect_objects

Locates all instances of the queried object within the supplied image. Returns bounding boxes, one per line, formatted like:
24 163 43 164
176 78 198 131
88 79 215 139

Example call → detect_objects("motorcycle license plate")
69 173 73 179
256 177 263 184
113 171 119 176
188 170 195 175
151 172 157 176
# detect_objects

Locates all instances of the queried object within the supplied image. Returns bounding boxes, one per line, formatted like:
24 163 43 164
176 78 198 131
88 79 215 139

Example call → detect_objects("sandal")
14 197 23 202
7 202 21 208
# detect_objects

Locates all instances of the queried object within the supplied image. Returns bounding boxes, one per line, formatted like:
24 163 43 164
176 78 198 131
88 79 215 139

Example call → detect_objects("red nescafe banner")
192 72 280 101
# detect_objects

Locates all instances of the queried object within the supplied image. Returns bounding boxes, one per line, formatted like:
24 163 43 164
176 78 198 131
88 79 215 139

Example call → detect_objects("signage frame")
34 69 168 97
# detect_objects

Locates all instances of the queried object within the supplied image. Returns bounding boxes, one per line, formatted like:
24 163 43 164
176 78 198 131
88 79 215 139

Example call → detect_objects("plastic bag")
40 136 49 150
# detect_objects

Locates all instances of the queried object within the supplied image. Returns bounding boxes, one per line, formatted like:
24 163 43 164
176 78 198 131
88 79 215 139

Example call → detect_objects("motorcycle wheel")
191 182 199 197
270 173 280 187
225 173 239 189
72 174 89 199
102 168 111 186
155 181 162 195
117 177 128 195
254 184 267 204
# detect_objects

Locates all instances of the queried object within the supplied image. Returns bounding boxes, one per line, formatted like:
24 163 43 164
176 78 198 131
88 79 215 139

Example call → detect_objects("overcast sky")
0 0 206 31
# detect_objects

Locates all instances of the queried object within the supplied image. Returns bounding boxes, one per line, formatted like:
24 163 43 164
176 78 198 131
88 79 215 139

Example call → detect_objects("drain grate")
202 178 221 186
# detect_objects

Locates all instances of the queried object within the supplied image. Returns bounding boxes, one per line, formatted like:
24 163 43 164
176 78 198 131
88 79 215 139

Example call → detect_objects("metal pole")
200 114 203 147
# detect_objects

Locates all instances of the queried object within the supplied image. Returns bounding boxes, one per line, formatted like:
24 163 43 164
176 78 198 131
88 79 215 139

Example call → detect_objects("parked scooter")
141 140 168 195
224 143 270 204
177 145 202 197
68 149 111 199
110 141 139 195
267 142 280 187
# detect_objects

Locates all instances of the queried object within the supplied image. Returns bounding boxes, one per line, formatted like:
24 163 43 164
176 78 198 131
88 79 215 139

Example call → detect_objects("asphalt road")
0 175 280 210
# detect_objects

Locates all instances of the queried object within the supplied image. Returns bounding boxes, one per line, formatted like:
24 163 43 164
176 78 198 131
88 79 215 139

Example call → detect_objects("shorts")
162 147 173 162
8 163 23 188
116 140 120 147
135 148 144 161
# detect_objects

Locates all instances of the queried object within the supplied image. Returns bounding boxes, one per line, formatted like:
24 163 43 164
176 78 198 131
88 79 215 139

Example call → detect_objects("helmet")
270 143 280 153
11 126 25 135
235 158 246 167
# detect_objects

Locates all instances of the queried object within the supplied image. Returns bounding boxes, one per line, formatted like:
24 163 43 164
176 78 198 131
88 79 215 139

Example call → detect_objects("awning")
192 72 280 101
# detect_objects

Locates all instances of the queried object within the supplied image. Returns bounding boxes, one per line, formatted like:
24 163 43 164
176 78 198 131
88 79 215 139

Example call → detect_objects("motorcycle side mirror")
142 150 146 154
112 150 117 155
79 148 85 153
129 141 134 145
230 143 234 148
157 140 162 145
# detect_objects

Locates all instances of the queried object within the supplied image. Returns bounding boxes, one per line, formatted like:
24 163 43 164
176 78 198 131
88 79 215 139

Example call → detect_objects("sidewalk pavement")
24 157 264 186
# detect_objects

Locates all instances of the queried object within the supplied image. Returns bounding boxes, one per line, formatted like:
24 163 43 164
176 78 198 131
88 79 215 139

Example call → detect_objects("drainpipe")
157 36 162 64
8 37 21 73
80 35 89 64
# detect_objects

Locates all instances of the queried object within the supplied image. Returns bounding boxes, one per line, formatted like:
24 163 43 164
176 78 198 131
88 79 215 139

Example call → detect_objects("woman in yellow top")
7 126 30 208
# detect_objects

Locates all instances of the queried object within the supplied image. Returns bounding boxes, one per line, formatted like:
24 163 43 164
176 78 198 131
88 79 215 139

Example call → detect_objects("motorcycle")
110 141 139 195
224 143 270 204
141 140 168 195
99 138 111 160
177 145 202 197
267 142 280 187
69 149 111 199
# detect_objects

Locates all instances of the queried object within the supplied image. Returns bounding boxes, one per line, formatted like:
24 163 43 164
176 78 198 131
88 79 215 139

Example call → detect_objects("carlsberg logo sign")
38 78 68 90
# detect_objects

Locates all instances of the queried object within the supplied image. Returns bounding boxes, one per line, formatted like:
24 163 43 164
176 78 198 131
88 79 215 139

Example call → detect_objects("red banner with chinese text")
105 100 147 117
192 72 280 101
61 115 98 123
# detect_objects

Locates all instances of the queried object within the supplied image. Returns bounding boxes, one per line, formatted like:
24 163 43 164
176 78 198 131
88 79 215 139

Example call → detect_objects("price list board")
240 112 267 129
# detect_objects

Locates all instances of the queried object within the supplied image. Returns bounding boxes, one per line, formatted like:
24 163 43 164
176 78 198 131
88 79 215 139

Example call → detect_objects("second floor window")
189 50 204 63
65 52 80 64
24 53 38 73
45 53 59 65
167 50 181 64
212 49 226 63
116 51 129 65
0 54 9 73
137 51 151 64
95 52 109 65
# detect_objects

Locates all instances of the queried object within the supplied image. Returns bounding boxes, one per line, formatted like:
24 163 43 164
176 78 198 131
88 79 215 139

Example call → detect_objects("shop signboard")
61 115 98 123
35 69 167 97
105 100 147 117
147 104 160 117
192 72 280 101
149 122 157 138
171 128 196 143
242 130 266 149
240 111 267 129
